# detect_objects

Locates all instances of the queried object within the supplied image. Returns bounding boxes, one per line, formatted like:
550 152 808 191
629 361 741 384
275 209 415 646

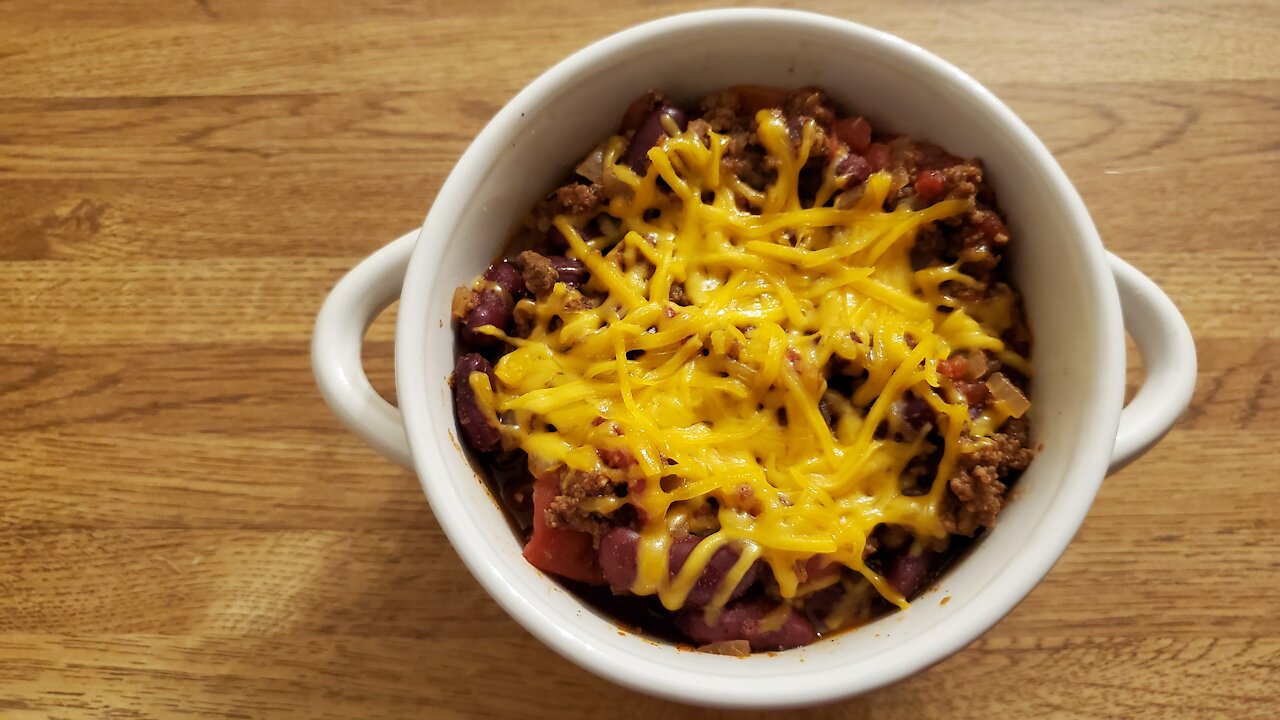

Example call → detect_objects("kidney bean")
803 554 841 585
956 379 991 409
898 394 933 429
598 528 759 606
459 289 510 348
886 549 932 598
453 353 501 452
599 527 641 593
677 598 818 651
834 153 871 185
546 217 602 250
546 255 587 287
483 260 526 298
619 91 661 134
625 104 689 171
670 536 761 606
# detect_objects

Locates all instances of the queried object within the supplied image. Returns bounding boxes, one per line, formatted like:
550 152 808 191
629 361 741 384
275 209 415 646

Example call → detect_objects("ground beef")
669 282 691 306
941 161 984 201
884 137 964 180
518 250 560 298
728 146 772 190
700 89 786 188
946 465 1005 535
785 87 837 129
700 89 743 133
555 182 602 214
450 286 479 322
685 117 713 143
563 292 601 312
546 469 616 539
784 88 835 160
943 419 1035 536
910 206 1010 286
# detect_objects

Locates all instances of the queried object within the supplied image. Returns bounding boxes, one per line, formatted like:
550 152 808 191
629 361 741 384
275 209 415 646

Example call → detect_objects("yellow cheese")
478 109 1030 612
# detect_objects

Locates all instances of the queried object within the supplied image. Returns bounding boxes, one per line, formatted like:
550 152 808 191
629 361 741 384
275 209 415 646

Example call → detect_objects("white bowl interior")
398 10 1123 708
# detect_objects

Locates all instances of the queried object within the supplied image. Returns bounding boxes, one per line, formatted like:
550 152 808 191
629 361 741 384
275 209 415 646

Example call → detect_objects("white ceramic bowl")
313 9 1196 708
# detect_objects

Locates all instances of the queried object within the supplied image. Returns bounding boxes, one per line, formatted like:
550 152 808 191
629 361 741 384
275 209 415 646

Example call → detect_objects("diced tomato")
832 116 872 153
913 170 947 202
522 475 604 584
864 142 890 172
731 84 788 114
938 356 968 380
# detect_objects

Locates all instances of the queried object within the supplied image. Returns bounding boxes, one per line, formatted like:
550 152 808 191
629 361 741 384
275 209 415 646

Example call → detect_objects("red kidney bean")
834 153 871 185
669 536 761 606
955 379 991 409
803 554 841 585
599 527 641 593
483 260 526 298
626 104 689 171
620 92 661 134
453 353 501 452
546 218 602 250
459 289 510 348
677 598 818 651
886 550 932 598
546 255 586 287
598 528 759 606
898 394 933 429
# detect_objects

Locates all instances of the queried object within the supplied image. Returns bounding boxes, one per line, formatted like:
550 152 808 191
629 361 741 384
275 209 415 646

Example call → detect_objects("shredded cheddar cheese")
472 110 1029 613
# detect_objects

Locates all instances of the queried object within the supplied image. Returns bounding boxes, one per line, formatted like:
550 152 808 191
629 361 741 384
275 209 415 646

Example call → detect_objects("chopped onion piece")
965 350 989 379
699 639 751 657
601 167 628 199
986 372 1030 418
575 145 605 184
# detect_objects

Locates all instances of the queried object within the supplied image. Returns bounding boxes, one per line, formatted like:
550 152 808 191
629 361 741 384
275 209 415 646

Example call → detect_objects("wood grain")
2 0 1277 717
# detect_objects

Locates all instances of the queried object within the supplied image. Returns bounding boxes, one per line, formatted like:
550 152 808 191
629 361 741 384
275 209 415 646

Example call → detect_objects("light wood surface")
2 1 1277 717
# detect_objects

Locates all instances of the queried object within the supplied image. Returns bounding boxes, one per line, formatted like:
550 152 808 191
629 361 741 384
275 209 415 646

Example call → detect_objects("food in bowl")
449 85 1034 655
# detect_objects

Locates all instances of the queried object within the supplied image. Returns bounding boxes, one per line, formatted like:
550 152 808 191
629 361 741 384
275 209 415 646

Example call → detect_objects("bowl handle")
312 230 418 469
1107 252 1197 473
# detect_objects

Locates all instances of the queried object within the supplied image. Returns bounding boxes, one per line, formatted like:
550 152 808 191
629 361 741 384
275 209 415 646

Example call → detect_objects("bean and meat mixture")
450 86 1034 655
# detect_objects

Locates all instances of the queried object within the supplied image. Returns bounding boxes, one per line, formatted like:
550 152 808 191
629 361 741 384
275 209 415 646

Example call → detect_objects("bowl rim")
394 8 1124 708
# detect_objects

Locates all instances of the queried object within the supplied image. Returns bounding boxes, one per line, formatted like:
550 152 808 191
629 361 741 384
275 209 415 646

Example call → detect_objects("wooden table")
2 1 1276 717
